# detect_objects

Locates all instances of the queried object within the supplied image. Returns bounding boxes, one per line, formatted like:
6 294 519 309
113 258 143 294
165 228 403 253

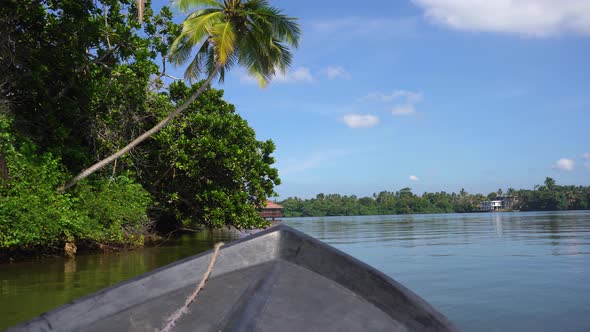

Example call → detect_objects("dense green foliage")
2 0 171 171
280 178 590 217
140 82 280 229
515 178 590 211
0 113 151 248
0 0 281 251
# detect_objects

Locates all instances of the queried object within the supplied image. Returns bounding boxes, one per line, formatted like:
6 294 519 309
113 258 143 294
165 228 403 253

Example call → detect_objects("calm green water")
1 211 589 331
0 229 241 330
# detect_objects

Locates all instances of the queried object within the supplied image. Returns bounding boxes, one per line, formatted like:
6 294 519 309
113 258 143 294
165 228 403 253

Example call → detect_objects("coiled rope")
159 242 224 332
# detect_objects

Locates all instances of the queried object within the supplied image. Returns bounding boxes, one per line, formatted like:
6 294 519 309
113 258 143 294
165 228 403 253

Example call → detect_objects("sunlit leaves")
151 81 280 229
174 0 223 12
208 21 236 65
169 0 301 86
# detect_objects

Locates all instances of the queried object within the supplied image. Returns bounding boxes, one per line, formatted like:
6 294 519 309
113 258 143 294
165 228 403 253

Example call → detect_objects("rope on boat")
159 242 224 332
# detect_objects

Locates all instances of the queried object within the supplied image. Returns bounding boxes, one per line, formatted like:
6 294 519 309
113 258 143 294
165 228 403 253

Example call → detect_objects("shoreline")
0 221 282 265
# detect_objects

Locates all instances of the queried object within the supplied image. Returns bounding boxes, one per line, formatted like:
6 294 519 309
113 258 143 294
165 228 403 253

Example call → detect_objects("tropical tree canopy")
62 0 300 189
1 0 287 253
169 0 301 86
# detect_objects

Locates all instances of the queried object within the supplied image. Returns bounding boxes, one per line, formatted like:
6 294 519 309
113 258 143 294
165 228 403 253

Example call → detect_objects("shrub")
0 113 151 249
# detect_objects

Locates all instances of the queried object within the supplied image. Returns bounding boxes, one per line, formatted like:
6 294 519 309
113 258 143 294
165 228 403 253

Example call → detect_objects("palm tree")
61 0 300 190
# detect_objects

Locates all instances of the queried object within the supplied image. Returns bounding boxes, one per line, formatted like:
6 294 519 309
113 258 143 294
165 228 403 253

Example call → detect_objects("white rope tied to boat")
159 242 224 332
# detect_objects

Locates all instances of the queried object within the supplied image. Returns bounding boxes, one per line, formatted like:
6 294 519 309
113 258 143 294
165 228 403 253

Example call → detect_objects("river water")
1 211 589 331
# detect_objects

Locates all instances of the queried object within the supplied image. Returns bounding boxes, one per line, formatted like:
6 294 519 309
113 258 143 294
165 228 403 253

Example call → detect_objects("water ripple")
285 211 590 332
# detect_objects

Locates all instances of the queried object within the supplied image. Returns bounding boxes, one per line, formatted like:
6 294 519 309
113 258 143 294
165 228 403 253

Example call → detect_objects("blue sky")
156 0 590 198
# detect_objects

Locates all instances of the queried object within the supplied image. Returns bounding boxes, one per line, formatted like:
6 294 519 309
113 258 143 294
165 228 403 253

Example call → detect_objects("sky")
155 0 590 198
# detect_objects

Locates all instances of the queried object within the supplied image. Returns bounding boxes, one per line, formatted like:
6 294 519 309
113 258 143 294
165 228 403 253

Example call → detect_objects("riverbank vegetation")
1 0 297 258
280 178 590 217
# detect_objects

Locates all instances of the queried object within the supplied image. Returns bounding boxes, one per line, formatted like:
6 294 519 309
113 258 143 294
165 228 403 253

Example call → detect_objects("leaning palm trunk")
137 0 145 23
59 67 219 191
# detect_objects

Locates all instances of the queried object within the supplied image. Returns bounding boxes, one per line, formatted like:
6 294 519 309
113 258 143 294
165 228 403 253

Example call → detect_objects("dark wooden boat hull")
9 225 459 331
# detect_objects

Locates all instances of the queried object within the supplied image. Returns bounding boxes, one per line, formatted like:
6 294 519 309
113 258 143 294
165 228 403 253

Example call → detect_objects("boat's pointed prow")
9 225 459 332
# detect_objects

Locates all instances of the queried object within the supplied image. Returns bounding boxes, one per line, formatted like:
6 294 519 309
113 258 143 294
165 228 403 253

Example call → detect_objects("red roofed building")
259 200 283 220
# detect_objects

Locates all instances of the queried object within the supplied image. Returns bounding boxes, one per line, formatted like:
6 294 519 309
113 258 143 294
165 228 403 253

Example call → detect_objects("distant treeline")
279 178 590 217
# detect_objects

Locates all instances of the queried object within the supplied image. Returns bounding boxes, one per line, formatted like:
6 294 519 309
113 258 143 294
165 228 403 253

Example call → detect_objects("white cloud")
554 158 575 171
362 89 423 116
239 67 314 85
583 152 590 159
413 0 590 37
409 175 420 181
585 162 590 169
391 104 417 116
292 67 314 82
324 66 351 80
275 67 314 83
363 90 423 103
341 114 380 128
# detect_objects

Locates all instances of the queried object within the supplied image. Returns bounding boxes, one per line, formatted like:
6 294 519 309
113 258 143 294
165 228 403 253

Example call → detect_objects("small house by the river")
478 200 503 211
259 200 283 220
478 195 518 211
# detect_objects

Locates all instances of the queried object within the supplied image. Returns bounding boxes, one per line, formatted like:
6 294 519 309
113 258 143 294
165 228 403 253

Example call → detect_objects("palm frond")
169 35 195 65
182 10 224 46
208 21 237 65
268 38 292 72
204 42 218 75
169 0 301 86
238 26 276 87
183 39 211 81
217 52 239 83
169 9 223 66
174 0 223 12
237 3 301 47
